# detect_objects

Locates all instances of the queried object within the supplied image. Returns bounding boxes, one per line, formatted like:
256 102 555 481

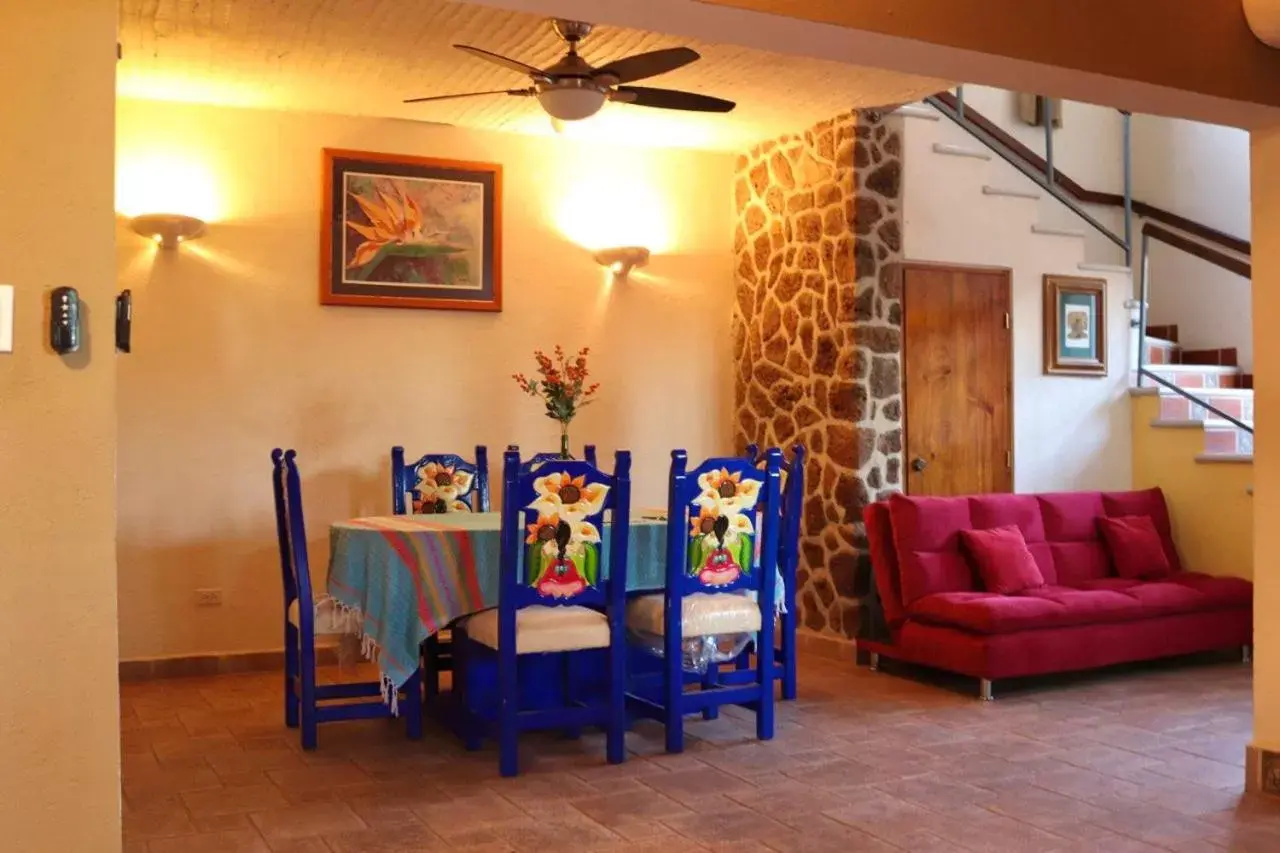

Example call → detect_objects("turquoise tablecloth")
326 512 667 689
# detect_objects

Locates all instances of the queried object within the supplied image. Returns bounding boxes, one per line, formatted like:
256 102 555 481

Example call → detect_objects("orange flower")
345 184 452 268
526 512 563 546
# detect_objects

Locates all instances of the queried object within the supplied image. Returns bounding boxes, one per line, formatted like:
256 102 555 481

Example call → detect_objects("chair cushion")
909 572 1252 635
626 593 762 638
960 525 1046 594
465 606 609 654
287 598 351 636
1098 515 1173 580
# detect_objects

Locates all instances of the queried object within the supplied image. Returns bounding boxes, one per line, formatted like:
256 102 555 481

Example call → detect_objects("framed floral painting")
320 148 502 311
1043 274 1106 376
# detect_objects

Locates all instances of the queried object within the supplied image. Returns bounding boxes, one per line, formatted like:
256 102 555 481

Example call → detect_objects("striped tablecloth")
326 512 667 690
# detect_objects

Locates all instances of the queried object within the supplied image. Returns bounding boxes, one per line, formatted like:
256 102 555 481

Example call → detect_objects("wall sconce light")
593 246 650 278
129 213 207 250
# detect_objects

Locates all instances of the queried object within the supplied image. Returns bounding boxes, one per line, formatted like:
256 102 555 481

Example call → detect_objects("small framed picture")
1043 274 1106 376
320 148 502 311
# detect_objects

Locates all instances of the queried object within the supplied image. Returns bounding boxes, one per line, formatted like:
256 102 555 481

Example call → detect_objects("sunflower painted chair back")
668 449 782 600
511 445 600 473
500 448 628 613
391 445 489 515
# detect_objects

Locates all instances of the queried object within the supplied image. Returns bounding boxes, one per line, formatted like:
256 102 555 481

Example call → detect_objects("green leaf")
527 545 546 587
581 547 598 587
351 243 465 281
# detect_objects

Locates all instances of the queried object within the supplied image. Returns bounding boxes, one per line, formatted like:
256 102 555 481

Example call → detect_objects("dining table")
326 511 670 691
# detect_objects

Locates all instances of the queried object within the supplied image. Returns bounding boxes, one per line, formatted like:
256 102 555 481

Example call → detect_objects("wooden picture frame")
1043 274 1106 376
320 148 502 311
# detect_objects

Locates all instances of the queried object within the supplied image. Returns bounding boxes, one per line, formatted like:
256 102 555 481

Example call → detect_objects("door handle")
911 457 928 473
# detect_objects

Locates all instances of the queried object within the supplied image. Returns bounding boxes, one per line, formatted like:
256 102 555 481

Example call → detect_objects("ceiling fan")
404 19 736 122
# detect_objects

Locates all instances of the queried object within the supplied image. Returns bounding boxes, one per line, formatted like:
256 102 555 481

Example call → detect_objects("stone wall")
732 109 904 639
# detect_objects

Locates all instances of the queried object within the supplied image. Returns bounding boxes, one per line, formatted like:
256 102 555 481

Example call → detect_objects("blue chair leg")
284 622 300 729
607 642 626 765
562 653 582 740
300 640 318 751
664 652 684 754
701 664 720 721
422 635 440 702
403 670 424 741
453 637 483 751
781 611 798 701
757 641 775 742
498 651 520 777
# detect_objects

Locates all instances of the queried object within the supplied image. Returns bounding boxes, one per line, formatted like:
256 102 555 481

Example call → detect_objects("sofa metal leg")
868 652 879 672
1244 645 1253 664
979 679 993 702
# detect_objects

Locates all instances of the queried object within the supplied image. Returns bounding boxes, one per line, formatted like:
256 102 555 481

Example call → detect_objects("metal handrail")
1135 230 1252 434
1136 368 1253 434
932 88 1251 439
928 90 1131 258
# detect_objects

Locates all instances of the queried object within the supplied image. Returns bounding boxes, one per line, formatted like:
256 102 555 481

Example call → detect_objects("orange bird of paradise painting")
321 149 502 311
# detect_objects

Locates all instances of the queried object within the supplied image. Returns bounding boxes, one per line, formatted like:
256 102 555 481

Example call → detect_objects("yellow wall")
115 98 736 661
1252 127 1280 753
0 1 121 849
1131 394 1253 579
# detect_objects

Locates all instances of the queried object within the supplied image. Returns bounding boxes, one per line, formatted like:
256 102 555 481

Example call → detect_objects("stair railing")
924 87 1252 438
927 87 1133 263
1136 224 1253 435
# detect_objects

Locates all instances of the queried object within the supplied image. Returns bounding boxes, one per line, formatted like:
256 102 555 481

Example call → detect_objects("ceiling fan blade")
403 89 533 104
453 44 546 78
594 47 699 84
613 85 735 113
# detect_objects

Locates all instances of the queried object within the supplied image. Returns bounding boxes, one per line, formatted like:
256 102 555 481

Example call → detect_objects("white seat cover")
287 598 351 636
466 605 610 654
626 592 762 638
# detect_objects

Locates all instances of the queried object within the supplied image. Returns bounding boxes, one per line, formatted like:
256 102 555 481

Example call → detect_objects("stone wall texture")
732 109 904 639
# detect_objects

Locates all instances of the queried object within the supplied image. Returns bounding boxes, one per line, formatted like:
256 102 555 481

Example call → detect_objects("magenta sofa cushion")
1099 515 1173 580
959 525 1046 594
1102 488 1183 572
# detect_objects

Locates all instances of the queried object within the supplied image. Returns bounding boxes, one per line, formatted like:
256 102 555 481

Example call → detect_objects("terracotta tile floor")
121 653 1280 852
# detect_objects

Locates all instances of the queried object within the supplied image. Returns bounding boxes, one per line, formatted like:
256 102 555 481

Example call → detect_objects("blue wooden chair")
625 449 782 753
511 444 599 471
743 442 806 699
452 448 632 776
391 445 490 514
390 446 490 702
271 449 422 750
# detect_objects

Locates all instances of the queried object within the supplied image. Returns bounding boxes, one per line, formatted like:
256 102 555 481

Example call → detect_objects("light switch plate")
0 285 13 353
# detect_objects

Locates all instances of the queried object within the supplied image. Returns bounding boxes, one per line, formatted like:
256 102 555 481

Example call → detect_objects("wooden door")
902 263 1013 495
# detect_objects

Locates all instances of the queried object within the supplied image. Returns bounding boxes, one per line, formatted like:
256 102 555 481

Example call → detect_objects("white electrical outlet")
0 285 13 353
195 588 223 606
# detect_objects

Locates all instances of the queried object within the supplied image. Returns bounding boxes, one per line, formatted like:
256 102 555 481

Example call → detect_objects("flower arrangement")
512 345 600 458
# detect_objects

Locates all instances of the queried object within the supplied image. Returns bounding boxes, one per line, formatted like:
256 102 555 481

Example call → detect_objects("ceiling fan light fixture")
537 86 607 121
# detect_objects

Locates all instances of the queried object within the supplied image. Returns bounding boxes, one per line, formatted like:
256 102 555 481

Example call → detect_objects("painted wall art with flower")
524 471 610 599
321 149 502 311
689 468 761 587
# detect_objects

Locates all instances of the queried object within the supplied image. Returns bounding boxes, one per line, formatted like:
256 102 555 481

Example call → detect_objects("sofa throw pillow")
1098 515 1172 580
959 525 1046 595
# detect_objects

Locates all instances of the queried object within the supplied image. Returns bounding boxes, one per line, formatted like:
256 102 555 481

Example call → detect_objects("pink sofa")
861 488 1252 698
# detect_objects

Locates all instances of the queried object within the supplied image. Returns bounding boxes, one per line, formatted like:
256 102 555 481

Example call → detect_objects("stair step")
1242 373 1254 389
982 185 1041 200
932 143 992 160
1078 263 1132 273
1157 389 1253 423
1144 338 1179 366
1137 364 1243 390
896 104 940 121
1195 453 1254 464
1179 347 1238 366
1146 324 1179 343
1031 225 1086 239
1203 423 1255 456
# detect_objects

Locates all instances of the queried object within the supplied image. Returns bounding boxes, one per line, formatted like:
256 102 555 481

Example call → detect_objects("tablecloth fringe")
317 595 400 717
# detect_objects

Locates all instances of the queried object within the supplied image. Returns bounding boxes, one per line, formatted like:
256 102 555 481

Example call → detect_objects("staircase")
1134 325 1254 462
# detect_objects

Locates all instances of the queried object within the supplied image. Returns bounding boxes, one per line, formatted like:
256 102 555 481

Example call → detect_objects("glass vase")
559 422 571 459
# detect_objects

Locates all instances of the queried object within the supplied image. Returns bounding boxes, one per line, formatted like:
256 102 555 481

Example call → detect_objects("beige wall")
115 98 736 661
0 1 121 849
902 112 1133 493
